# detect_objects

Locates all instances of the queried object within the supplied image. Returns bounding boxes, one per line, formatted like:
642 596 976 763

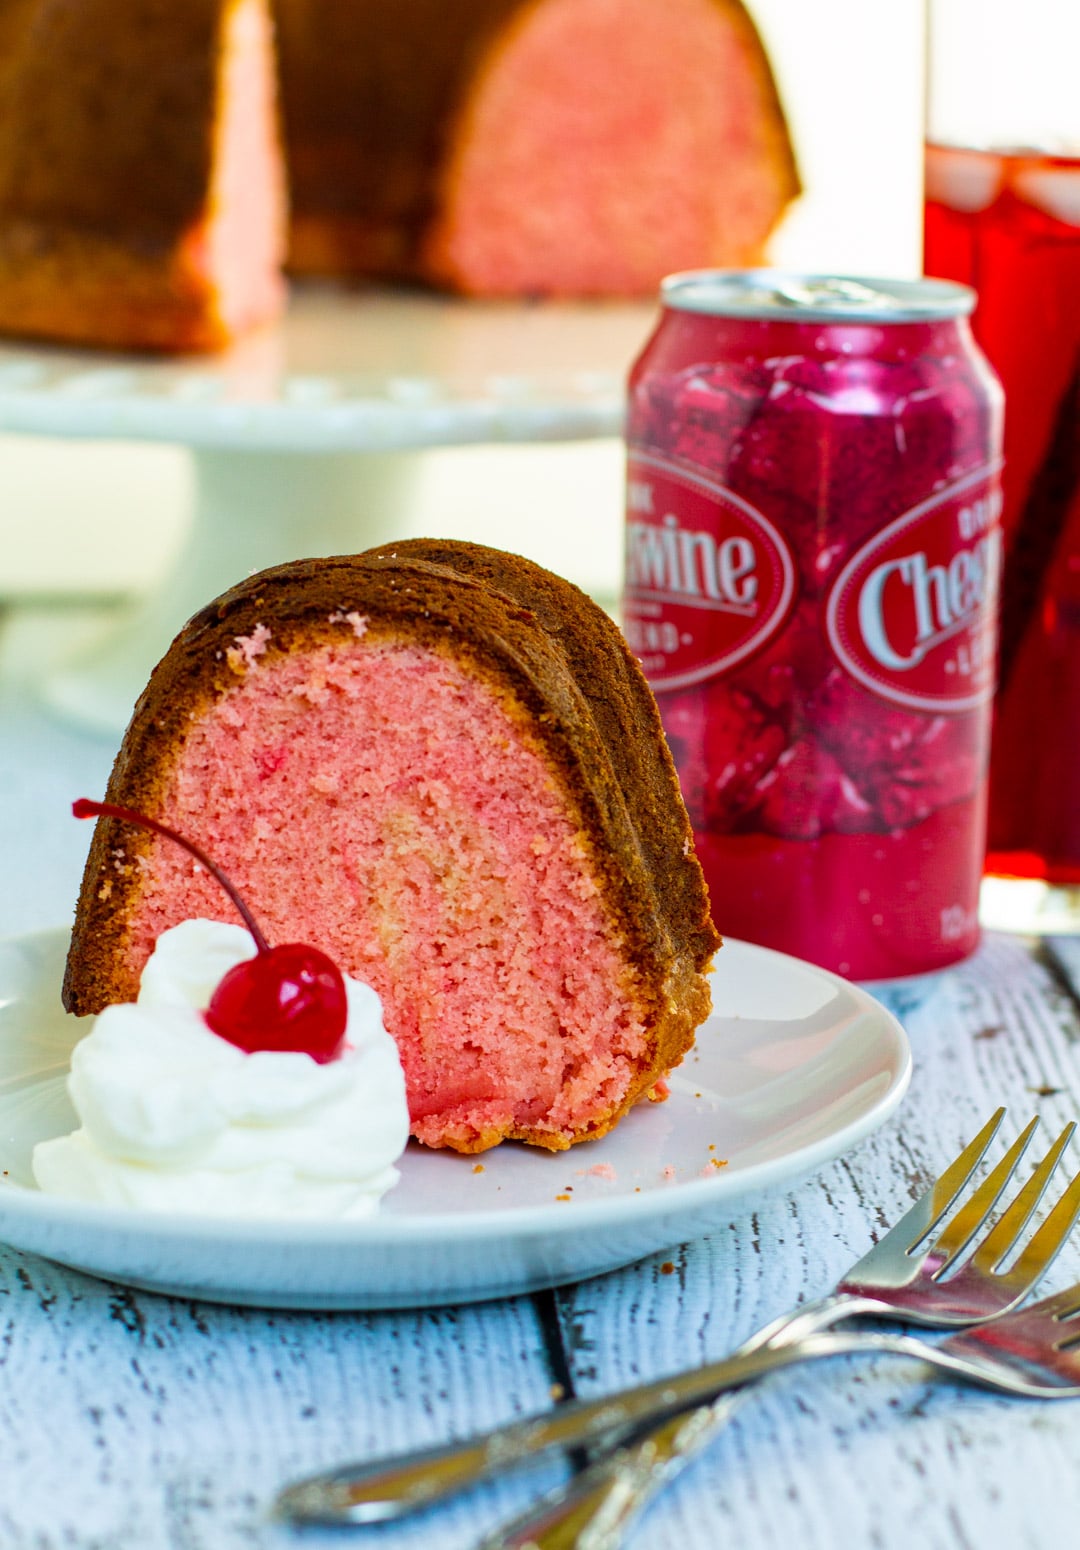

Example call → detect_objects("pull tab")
769 277 897 312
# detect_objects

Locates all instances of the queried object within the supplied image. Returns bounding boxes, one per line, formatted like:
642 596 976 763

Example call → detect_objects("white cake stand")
0 284 653 735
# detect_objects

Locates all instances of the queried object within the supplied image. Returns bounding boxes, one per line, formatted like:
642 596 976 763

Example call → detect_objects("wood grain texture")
0 1250 566 1550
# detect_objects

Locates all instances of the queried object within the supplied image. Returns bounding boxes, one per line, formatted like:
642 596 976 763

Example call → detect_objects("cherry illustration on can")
624 272 1004 979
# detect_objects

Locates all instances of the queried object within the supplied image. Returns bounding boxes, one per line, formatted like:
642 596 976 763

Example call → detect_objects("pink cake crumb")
425 0 794 296
227 622 272 673
329 610 369 639
662 1164 677 1181
589 1163 618 1181
123 638 650 1152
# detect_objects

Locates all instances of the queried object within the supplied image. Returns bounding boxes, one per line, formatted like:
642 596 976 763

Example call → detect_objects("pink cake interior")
120 636 649 1150
426 0 793 295
182 0 286 337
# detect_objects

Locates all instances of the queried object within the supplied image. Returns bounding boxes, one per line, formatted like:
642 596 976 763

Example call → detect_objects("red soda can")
624 272 1004 980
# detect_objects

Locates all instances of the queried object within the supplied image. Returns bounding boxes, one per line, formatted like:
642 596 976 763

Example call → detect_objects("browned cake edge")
0 225 236 353
0 0 223 238
277 0 528 280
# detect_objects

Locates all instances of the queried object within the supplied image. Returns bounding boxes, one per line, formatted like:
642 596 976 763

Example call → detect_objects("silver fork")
481 1108 1080 1549
276 1108 1080 1529
474 1277 1080 1543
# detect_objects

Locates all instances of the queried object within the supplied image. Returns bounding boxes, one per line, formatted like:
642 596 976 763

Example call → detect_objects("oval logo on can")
622 452 796 691
824 463 1004 712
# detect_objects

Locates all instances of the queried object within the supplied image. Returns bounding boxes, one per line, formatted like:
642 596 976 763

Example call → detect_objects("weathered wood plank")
0 1250 563 1550
548 933 1080 1550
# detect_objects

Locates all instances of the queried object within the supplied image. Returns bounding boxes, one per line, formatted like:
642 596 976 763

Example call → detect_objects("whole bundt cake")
0 0 798 350
64 541 721 1153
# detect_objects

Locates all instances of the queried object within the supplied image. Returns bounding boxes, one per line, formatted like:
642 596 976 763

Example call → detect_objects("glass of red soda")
624 272 1003 980
924 0 1080 930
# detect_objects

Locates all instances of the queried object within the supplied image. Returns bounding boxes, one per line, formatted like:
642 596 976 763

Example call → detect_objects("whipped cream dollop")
32 920 410 1219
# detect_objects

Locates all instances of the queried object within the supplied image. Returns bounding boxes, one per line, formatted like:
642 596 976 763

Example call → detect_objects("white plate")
0 929 911 1310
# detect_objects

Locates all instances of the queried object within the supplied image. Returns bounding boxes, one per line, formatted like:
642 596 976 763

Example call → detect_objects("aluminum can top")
660 270 977 324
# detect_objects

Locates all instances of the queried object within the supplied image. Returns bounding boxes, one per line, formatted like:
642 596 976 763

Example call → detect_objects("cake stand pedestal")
42 449 422 733
0 284 652 736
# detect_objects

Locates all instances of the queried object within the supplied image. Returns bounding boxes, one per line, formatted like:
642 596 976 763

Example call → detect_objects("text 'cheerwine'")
622 453 796 691
826 467 1003 712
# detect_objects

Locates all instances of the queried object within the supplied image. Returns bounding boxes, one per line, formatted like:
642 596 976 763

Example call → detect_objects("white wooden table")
2 642 1079 1550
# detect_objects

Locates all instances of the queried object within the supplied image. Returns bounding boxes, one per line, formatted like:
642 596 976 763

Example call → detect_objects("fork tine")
969 1122 1077 1274
893 1107 1007 1254
992 1159 1080 1293
1045 1284 1080 1324
1013 1281 1080 1324
929 1117 1041 1271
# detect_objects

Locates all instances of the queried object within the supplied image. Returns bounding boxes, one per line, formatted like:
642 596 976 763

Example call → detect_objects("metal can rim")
660 269 977 323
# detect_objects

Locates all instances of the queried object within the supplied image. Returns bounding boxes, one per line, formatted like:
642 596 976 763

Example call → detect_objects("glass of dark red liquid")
924 0 1080 931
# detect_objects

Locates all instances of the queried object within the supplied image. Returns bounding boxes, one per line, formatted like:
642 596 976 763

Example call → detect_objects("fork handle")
474 1400 747 1550
475 1331 1057 1550
276 1327 948 1528
474 1292 876 1550
474 1292 872 1550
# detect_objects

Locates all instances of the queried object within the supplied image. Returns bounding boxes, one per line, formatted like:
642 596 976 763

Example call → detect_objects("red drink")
925 144 1080 885
624 272 1003 979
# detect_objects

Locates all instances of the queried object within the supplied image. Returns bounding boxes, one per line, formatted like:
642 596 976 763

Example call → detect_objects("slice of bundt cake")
0 0 285 352
64 541 720 1154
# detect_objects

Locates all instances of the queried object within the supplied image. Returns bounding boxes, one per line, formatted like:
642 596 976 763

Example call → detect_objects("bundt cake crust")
0 0 223 239
0 223 234 353
63 542 720 1151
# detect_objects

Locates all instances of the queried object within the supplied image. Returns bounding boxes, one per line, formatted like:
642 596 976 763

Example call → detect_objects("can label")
623 451 796 691
824 463 1004 712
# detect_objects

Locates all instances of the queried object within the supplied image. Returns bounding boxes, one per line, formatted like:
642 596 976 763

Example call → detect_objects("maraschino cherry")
73 799 348 1063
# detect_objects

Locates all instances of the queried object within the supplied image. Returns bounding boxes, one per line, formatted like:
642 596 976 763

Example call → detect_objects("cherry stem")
73 798 271 955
